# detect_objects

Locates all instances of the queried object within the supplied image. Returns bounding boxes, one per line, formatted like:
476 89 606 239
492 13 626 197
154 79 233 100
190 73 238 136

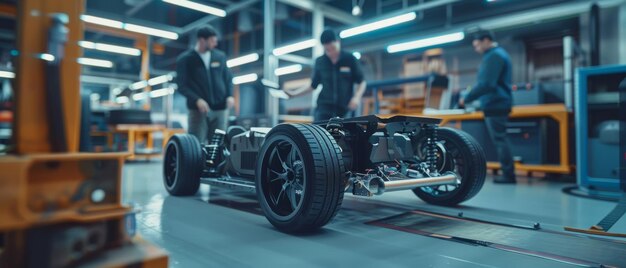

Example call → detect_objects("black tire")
256 124 344 233
413 127 486 206
163 134 203 196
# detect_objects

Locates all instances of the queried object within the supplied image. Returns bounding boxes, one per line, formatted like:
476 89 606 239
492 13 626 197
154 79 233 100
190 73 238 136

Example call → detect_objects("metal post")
139 36 151 110
617 2 626 64
311 2 324 114
264 0 278 125
373 88 379 114
563 36 573 111
164 84 173 128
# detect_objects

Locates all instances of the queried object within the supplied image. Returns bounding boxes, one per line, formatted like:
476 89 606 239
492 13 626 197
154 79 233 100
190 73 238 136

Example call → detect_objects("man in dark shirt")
286 29 366 121
460 30 516 183
176 26 234 143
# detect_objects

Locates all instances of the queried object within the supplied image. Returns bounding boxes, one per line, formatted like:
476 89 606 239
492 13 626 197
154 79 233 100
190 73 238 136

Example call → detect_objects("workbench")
422 104 571 174
92 124 184 160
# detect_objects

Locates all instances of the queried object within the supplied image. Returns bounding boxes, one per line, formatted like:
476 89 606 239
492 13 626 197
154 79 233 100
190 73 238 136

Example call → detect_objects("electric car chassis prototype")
163 115 487 233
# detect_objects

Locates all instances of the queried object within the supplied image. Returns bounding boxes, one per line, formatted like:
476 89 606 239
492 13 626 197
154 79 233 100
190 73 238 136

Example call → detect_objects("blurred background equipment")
0 0 167 267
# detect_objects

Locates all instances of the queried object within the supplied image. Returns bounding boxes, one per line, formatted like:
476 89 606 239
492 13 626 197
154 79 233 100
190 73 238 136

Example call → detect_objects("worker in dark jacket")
460 30 516 183
286 29 366 121
176 26 234 144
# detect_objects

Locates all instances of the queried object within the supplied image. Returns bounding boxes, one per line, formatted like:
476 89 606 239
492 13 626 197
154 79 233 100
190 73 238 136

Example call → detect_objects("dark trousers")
314 106 351 122
484 115 516 179
188 109 228 144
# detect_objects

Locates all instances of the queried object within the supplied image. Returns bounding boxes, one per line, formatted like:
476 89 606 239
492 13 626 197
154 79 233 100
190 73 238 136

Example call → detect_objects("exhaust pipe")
368 172 459 195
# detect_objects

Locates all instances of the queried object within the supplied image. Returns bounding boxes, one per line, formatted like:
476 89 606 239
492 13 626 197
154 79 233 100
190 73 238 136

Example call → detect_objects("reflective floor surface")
122 161 626 268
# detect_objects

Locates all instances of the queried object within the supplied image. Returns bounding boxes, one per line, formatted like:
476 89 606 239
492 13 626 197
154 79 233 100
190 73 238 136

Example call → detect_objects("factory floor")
122 161 626 268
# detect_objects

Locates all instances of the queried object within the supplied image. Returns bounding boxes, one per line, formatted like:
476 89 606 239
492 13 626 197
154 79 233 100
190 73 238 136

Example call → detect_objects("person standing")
459 30 516 184
176 26 234 143
286 29 366 121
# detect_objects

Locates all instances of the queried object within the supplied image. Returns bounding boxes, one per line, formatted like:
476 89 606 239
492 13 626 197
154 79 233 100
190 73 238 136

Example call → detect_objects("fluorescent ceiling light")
130 80 149 90
387 32 465 53
37 53 55 62
227 53 260 68
124 23 179 40
90 93 101 101
353 52 361 60
78 41 141 56
150 87 175 98
81 14 178 40
0 71 15 79
340 12 417 39
77 57 114 68
232 73 258 85
275 64 303 76
132 92 147 101
116 96 129 103
148 74 173 86
273 39 317 56
261 79 279 89
80 14 124 28
163 0 226 17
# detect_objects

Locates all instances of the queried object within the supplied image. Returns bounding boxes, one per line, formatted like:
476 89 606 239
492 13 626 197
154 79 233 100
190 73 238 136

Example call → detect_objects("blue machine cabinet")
575 65 626 198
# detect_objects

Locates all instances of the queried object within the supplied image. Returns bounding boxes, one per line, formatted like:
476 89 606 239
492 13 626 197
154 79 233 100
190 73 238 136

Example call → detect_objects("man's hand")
348 96 361 111
458 98 465 108
226 96 235 108
196 99 210 113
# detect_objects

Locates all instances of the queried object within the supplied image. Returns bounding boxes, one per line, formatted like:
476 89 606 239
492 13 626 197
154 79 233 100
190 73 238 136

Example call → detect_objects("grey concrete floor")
122 161 626 268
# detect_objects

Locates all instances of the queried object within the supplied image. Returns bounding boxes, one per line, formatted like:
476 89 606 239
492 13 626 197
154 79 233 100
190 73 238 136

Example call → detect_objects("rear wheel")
413 127 486 206
163 134 203 196
256 124 344 233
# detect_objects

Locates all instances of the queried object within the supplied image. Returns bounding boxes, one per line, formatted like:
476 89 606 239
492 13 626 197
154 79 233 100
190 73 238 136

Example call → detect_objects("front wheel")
413 127 486 206
163 134 203 196
256 124 345 233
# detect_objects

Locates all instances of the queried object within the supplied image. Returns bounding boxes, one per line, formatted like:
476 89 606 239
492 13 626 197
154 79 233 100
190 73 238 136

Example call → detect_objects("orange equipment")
0 0 168 267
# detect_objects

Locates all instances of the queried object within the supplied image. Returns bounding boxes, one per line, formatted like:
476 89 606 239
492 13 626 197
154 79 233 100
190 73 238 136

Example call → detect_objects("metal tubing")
379 172 458 194
563 36 573 110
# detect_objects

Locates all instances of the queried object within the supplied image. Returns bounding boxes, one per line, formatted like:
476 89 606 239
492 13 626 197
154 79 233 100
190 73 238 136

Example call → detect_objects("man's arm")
222 55 235 107
464 54 504 103
177 55 209 113
348 55 366 110
285 60 320 97
176 56 201 103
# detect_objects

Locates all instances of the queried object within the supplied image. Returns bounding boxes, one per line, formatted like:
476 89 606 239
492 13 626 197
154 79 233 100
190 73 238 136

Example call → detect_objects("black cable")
561 185 619 202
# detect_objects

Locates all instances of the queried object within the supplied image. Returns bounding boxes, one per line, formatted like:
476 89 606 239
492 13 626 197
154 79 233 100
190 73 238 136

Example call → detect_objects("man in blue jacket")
460 30 516 183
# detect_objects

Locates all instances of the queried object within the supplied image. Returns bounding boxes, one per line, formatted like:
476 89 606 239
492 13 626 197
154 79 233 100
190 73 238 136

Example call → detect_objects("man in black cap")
176 26 234 143
459 29 516 183
286 29 366 121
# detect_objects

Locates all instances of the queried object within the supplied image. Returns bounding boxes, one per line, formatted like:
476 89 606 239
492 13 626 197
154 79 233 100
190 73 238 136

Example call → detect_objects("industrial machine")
0 0 167 267
163 115 487 232
574 65 626 198
565 65 626 237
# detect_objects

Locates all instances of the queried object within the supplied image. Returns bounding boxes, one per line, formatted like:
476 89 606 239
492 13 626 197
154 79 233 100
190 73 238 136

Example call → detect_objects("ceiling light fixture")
78 41 141 56
274 64 303 76
387 32 465 53
232 73 258 85
163 0 226 17
273 39 317 56
227 53 260 68
80 14 179 40
340 12 417 39
0 71 15 79
77 57 114 68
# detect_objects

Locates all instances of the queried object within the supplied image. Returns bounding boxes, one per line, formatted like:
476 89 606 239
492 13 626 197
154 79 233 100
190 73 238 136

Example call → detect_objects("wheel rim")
260 138 306 220
164 142 178 188
417 139 465 197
